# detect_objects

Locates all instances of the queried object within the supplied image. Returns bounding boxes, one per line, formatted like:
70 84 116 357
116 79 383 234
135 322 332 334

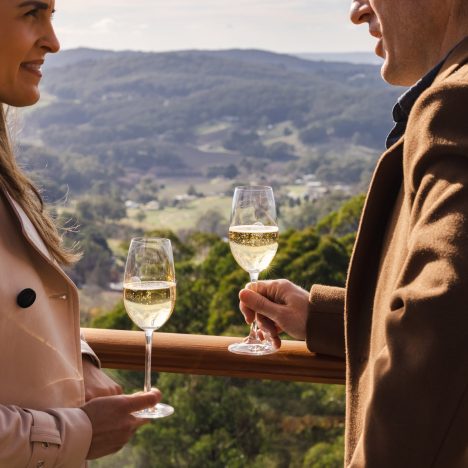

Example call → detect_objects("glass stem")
249 272 259 340
144 329 153 393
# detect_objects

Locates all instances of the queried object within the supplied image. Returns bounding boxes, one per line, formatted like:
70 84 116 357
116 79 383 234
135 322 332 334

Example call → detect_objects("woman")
0 1 160 466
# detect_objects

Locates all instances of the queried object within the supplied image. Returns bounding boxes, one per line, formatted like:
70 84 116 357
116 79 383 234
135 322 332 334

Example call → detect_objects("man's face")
350 0 455 86
0 1 60 107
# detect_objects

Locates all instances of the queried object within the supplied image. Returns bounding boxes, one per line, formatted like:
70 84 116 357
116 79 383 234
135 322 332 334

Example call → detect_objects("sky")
54 0 376 54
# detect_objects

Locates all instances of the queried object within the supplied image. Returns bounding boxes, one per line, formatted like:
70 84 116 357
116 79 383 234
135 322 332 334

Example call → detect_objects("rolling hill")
20 48 402 199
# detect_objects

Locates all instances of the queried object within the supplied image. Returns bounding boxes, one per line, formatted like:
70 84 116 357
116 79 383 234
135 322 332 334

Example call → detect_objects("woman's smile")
20 60 44 79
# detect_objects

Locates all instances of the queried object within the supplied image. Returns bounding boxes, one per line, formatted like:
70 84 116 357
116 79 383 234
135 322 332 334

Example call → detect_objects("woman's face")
0 1 59 107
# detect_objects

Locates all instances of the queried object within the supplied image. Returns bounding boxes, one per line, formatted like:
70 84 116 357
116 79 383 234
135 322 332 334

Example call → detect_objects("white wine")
229 225 279 273
123 281 176 330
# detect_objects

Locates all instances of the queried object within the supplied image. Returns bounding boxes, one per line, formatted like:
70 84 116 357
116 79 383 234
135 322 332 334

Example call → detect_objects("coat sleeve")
0 405 92 467
350 79 468 467
306 284 345 358
80 331 101 368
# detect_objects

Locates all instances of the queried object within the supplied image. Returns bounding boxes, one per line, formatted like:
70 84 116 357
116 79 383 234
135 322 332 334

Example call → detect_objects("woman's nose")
350 0 373 25
39 24 60 54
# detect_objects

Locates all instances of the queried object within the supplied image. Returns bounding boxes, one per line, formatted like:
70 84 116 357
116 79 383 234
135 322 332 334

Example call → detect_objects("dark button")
17 289 36 308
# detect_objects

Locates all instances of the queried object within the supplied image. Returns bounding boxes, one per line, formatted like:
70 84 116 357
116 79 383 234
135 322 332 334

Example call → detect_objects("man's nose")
350 0 373 25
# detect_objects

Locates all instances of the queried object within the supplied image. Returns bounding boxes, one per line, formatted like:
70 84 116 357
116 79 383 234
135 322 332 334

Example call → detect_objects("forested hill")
19 49 397 467
21 48 402 199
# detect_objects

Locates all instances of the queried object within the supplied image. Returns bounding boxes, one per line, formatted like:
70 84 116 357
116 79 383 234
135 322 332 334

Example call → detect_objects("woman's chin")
3 91 40 107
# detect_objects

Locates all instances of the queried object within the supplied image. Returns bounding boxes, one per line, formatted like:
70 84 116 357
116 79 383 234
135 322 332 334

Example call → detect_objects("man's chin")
380 60 417 87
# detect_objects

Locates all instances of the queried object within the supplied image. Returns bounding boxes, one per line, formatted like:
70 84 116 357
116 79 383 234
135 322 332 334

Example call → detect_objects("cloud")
91 18 117 34
54 0 374 53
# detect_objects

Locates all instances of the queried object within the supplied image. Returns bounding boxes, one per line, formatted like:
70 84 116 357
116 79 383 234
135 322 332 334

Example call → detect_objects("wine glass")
228 186 279 355
123 237 176 418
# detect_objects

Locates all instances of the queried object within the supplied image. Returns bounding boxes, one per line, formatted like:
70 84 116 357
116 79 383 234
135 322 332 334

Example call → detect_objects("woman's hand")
82 390 161 460
82 356 123 401
239 279 310 348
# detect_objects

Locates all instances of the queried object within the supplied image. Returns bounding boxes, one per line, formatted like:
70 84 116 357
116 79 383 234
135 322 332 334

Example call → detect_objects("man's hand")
239 279 310 348
82 390 161 459
82 356 123 401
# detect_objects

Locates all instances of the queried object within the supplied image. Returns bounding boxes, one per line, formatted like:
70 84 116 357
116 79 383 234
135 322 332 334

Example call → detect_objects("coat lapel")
345 36 468 362
1 188 79 298
345 139 404 361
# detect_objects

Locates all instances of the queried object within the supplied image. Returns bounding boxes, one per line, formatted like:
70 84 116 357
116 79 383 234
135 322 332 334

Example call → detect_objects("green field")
125 195 232 233
157 177 232 199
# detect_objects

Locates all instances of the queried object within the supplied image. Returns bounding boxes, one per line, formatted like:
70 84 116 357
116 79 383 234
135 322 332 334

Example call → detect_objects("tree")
76 196 127 223
195 210 228 237
133 374 263 468
135 210 146 223
67 224 115 288
223 164 239 179
303 436 344 468
317 194 365 237
92 301 135 331
187 184 198 197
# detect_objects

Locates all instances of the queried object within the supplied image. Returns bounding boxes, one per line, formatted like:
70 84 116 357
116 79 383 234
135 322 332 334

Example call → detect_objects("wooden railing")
82 328 345 384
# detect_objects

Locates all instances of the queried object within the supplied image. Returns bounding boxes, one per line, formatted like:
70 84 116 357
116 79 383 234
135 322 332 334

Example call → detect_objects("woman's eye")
25 8 54 20
25 9 40 18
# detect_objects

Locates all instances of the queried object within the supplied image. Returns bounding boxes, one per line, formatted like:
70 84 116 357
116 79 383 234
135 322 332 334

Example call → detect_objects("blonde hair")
0 105 79 265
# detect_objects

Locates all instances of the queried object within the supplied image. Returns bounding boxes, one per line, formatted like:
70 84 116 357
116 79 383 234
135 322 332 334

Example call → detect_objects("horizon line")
60 45 377 55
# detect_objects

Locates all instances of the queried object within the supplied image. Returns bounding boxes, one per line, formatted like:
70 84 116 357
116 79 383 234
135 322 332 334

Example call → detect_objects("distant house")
331 184 353 195
125 200 140 209
145 200 160 210
306 181 328 200
174 194 196 202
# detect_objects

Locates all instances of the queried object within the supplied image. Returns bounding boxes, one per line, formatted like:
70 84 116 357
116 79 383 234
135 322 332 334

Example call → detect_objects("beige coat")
0 188 92 467
307 38 468 467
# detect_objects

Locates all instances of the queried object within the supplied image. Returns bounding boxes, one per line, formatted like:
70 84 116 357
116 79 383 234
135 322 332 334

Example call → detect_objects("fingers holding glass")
228 186 279 355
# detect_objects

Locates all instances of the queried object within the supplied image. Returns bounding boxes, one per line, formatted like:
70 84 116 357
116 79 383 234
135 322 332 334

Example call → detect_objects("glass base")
228 340 277 356
133 403 174 419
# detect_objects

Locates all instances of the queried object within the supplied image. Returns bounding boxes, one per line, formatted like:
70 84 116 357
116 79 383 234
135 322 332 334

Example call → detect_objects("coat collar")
385 36 468 151
2 188 54 262
434 36 468 85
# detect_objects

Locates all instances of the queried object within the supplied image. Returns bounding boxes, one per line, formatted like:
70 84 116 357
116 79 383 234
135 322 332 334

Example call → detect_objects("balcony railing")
82 328 345 384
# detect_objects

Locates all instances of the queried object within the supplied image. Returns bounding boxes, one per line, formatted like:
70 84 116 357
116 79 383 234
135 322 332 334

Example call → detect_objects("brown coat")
306 38 468 467
0 188 92 467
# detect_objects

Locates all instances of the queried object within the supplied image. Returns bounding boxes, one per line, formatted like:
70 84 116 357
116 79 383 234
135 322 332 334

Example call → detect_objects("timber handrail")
82 328 345 384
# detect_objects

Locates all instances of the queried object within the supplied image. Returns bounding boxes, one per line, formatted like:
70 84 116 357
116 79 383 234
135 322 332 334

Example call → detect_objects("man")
239 0 468 466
